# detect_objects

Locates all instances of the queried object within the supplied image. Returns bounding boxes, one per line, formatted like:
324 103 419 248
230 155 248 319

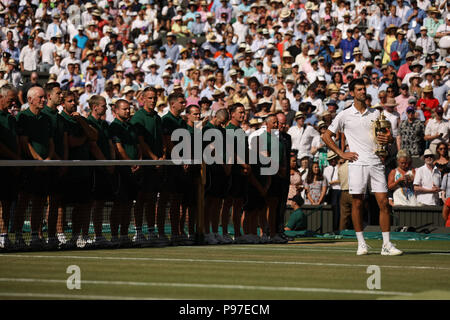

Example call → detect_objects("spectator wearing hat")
288 111 319 159
407 71 424 97
359 28 382 61
46 14 63 41
418 85 440 120
4 59 22 88
423 6 444 38
416 26 436 56
381 5 402 42
424 105 449 154
413 149 442 205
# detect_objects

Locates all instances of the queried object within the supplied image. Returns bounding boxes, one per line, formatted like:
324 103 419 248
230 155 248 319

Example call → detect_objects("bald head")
276 112 288 132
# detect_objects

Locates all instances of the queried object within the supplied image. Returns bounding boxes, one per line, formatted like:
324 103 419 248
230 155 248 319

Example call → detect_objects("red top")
417 98 439 120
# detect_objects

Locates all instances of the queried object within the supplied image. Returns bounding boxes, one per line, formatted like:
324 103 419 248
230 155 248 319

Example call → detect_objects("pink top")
186 96 200 107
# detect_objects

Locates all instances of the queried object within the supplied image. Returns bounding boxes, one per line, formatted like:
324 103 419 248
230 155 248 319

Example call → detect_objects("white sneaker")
222 234 234 244
271 234 287 244
204 233 219 245
357 243 370 256
381 242 403 256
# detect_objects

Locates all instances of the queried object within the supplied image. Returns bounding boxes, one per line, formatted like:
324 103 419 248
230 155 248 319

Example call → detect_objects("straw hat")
294 111 306 120
423 85 433 93
327 150 338 161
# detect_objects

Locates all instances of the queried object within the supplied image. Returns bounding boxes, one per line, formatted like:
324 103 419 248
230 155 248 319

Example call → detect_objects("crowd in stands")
0 0 450 250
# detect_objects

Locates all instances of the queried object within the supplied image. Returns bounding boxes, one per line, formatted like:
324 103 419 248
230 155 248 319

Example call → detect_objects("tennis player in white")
323 78 403 256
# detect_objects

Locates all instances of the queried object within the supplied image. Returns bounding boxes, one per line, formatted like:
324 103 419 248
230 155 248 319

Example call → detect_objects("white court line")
181 245 450 254
1 254 449 271
0 292 167 300
0 278 413 297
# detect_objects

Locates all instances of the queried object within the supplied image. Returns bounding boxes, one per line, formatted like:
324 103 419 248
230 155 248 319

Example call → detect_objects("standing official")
15 87 55 249
0 85 19 249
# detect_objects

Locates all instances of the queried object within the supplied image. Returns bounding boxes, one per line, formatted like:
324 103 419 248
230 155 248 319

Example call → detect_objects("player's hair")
348 78 365 92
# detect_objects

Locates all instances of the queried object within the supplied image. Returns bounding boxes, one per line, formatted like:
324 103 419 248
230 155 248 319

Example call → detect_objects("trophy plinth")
373 113 391 158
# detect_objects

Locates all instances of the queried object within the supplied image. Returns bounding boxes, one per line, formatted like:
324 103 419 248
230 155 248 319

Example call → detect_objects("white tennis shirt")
328 104 382 166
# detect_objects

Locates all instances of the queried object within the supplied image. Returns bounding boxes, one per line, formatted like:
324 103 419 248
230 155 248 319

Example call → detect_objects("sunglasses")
424 155 434 158
438 148 447 151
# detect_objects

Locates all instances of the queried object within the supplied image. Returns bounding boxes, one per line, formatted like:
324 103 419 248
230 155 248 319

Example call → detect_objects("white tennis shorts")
348 164 388 194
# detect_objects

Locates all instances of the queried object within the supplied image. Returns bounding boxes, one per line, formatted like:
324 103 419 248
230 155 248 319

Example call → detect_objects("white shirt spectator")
425 117 450 147
383 109 401 138
323 165 341 190
413 164 441 205
40 41 56 65
288 124 319 158
19 45 40 71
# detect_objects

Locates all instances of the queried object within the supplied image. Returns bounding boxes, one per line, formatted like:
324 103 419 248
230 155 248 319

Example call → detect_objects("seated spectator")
284 195 307 231
287 152 303 208
304 161 328 205
413 149 442 206
388 150 418 206
434 142 450 176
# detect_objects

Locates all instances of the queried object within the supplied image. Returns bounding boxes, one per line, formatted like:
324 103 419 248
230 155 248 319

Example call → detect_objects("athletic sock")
356 232 366 246
382 232 390 246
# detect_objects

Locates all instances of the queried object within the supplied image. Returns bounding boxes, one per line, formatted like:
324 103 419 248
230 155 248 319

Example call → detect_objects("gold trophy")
372 112 391 158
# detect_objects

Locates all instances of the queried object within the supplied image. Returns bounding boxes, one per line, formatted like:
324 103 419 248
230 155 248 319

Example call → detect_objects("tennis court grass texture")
0 239 449 300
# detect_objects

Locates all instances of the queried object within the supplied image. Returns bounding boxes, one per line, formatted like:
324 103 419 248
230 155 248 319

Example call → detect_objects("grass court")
0 239 449 300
